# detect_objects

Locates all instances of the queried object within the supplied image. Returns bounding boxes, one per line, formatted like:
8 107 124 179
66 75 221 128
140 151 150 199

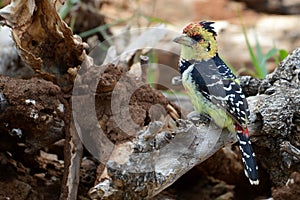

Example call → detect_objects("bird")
173 21 259 185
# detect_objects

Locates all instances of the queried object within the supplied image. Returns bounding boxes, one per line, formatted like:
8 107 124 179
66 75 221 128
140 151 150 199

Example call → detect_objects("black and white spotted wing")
189 56 250 127
212 55 237 79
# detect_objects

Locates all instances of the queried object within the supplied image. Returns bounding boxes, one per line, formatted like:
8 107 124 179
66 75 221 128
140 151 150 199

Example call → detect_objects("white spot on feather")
239 140 247 145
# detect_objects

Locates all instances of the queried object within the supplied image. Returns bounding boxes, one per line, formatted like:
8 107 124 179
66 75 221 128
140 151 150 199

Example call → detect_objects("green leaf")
254 33 263 63
260 47 278 66
279 49 289 61
237 10 289 79
259 47 279 77
242 25 261 78
264 48 279 60
59 0 74 19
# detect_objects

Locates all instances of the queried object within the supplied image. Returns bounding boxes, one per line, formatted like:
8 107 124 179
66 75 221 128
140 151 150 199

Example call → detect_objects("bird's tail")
235 125 259 185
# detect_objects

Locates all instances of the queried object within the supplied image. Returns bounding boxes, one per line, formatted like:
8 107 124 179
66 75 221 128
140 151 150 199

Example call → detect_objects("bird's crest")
199 21 217 37
183 21 217 37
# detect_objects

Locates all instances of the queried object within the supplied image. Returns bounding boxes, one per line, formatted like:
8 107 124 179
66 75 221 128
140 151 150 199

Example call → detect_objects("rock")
247 48 300 186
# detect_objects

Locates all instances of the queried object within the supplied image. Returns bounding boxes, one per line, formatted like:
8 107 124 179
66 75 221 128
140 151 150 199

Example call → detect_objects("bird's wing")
190 60 250 127
212 55 237 79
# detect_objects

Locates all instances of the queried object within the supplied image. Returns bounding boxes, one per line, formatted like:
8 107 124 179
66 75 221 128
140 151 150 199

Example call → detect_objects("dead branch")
0 1 86 199
0 0 85 91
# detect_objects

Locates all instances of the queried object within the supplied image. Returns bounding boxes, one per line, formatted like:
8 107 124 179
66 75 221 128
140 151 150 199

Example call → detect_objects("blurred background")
58 0 300 92
66 0 300 76
2 0 300 81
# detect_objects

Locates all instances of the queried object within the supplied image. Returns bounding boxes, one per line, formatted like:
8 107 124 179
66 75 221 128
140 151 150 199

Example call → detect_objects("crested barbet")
174 21 259 185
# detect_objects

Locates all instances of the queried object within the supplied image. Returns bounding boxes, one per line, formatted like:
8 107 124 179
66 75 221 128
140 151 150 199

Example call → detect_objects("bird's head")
174 21 218 61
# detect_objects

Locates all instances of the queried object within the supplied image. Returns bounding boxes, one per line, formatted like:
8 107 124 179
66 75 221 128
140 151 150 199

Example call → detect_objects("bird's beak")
173 35 193 47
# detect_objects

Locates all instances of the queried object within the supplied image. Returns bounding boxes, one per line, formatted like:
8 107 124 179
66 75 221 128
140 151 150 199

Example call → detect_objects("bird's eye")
192 35 203 41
